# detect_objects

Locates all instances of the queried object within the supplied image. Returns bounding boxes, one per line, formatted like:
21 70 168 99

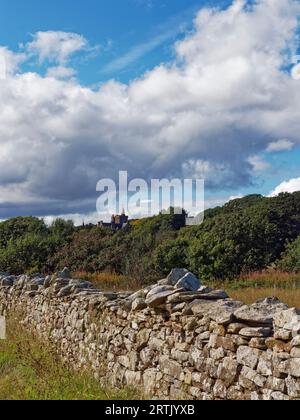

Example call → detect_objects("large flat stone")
239 327 272 338
240 366 267 388
289 358 300 378
234 298 288 327
146 290 177 308
159 356 182 380
146 285 175 299
132 298 147 311
167 289 228 304
191 299 244 325
291 335 300 347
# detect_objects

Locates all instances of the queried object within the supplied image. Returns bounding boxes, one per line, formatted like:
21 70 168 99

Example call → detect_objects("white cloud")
248 155 270 172
26 31 89 64
291 63 300 80
0 0 300 220
269 177 300 196
0 47 25 78
182 159 234 188
43 212 100 226
228 194 244 202
46 66 76 80
266 139 294 152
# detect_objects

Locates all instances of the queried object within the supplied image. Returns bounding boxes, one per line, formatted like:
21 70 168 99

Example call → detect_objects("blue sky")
0 0 300 223
0 0 232 84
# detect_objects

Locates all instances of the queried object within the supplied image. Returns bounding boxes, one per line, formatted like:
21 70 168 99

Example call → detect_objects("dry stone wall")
1 268 300 400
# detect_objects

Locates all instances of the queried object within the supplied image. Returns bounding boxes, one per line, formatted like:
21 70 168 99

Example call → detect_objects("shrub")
278 236 300 272
154 239 188 276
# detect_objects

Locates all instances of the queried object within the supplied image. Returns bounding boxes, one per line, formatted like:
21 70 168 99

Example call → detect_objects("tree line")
0 192 300 282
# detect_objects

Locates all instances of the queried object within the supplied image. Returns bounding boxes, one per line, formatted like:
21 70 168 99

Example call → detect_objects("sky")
0 0 300 224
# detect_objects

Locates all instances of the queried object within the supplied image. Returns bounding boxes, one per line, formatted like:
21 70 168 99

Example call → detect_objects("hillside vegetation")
0 192 300 285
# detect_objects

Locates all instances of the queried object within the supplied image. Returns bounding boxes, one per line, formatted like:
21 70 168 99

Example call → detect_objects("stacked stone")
0 268 300 400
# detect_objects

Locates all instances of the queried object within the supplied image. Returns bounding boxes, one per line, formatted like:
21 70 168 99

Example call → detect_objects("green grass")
0 317 139 400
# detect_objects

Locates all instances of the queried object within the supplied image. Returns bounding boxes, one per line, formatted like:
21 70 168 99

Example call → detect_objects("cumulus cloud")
266 139 294 152
0 0 300 222
25 31 89 64
0 47 25 78
269 177 300 196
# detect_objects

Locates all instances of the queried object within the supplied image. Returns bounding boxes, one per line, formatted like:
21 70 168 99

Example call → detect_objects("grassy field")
73 271 142 292
228 288 300 307
0 317 138 401
211 271 300 308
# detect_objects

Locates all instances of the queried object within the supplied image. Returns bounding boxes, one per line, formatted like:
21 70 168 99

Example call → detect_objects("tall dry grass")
73 271 141 292
211 270 300 308
229 288 300 308
236 271 300 289
212 270 300 290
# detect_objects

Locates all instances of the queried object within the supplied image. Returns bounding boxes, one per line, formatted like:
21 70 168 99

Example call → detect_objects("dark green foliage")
48 227 114 273
180 192 300 280
0 218 74 274
0 233 57 275
278 235 300 272
1 192 300 281
52 213 181 282
0 217 47 249
154 239 188 276
48 219 74 240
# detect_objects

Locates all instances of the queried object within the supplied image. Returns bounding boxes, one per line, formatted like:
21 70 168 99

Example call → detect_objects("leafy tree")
48 219 74 241
154 239 188 276
0 233 58 274
278 236 300 272
47 227 114 273
0 217 47 249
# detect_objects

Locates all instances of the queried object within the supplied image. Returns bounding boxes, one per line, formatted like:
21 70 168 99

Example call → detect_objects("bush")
0 233 67 275
47 227 114 273
0 217 47 249
178 192 300 280
0 218 74 274
154 239 188 276
278 236 300 272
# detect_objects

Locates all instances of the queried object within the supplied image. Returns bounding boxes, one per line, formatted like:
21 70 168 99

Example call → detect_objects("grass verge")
0 317 139 400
